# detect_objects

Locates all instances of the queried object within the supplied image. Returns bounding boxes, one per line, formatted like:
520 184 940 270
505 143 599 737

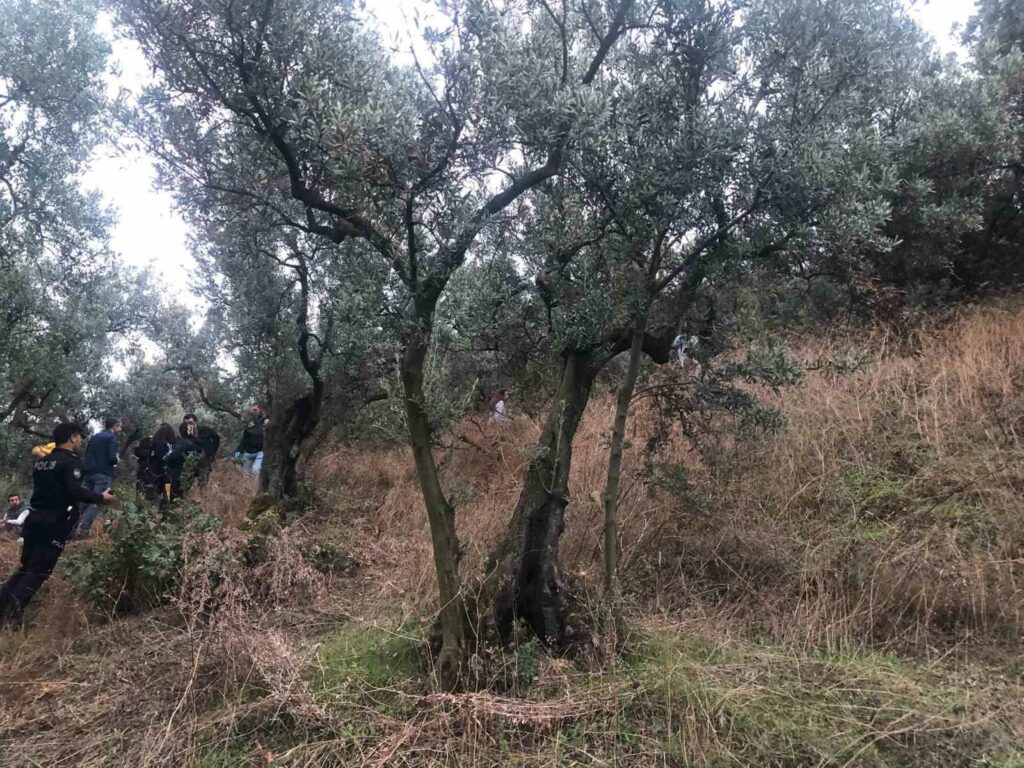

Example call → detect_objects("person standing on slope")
167 421 202 500
73 417 121 539
235 403 267 477
148 423 177 502
0 423 113 628
183 413 221 487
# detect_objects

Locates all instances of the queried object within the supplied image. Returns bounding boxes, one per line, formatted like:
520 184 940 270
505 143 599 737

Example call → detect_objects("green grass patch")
183 739 251 768
852 521 892 541
931 500 1001 546
178 626 1019 767
974 753 1024 768
310 621 424 693
841 467 915 517
604 629 1011 767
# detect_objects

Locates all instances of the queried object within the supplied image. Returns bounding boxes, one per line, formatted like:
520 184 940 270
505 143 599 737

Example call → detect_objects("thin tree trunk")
598 316 649 653
602 233 668 606
260 255 325 499
486 348 597 645
401 326 469 690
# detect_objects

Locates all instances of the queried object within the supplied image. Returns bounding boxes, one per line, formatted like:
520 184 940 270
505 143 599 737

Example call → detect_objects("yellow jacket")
31 442 55 458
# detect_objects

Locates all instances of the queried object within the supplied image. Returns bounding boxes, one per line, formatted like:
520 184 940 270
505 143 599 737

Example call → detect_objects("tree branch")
164 364 242 419
425 0 637 311
653 202 760 294
0 379 36 423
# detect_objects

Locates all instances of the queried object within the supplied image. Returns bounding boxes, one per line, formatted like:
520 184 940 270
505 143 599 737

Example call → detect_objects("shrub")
63 500 220 615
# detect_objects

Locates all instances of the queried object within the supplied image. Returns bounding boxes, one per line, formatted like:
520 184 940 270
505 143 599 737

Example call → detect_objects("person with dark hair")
488 388 509 424
0 423 113 628
234 404 267 477
73 416 122 539
4 492 28 536
133 435 154 498
183 413 220 486
166 421 202 500
148 423 177 501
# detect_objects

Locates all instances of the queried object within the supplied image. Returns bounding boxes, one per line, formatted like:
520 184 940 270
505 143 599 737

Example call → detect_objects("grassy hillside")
1 302 1022 766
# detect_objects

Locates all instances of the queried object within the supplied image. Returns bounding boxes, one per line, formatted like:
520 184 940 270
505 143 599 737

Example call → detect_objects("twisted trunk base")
485 349 597 646
260 393 320 499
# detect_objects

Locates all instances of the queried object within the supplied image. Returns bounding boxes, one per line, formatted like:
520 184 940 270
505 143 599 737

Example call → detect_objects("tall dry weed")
171 521 330 721
311 301 1024 650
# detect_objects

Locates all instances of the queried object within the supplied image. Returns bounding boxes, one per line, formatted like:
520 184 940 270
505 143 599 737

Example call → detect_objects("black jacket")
166 437 201 498
166 438 200 473
195 426 221 464
148 438 173 482
237 417 265 453
29 448 104 524
134 437 153 481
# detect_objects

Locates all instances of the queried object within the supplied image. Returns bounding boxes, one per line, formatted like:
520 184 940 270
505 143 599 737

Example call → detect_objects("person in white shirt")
673 334 702 379
4 492 29 535
489 388 509 423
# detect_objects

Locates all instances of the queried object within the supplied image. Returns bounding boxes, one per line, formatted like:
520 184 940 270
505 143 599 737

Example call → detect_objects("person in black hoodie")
166 421 201 501
134 435 153 498
183 414 220 487
0 423 113 627
132 423 176 502
234 404 267 477
148 423 177 501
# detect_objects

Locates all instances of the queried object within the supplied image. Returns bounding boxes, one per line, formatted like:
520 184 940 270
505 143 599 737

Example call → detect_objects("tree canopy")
1 0 1021 690
0 0 161 456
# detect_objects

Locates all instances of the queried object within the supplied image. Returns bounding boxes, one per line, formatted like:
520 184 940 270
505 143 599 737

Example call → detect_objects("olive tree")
187 211 390 498
115 0 640 686
478 0 949 646
0 0 159 449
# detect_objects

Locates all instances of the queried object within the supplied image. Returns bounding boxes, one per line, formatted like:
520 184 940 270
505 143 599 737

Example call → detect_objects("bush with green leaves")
63 500 220 615
642 340 805 463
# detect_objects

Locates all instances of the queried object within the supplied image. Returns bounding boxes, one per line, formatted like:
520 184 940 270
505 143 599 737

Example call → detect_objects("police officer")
0 423 114 628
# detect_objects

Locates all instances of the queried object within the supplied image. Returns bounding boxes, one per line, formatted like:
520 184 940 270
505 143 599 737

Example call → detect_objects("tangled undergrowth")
1 301 1023 766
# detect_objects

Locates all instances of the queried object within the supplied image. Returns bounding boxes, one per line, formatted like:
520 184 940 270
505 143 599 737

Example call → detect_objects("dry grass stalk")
309 301 1024 649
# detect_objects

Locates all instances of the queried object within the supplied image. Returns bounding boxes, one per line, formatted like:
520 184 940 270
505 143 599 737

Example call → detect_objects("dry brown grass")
715 301 1024 647
192 462 261 527
2 302 1023 766
309 300 1024 651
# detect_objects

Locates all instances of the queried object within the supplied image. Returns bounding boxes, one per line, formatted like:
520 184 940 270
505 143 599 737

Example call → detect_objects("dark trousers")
0 518 68 627
197 458 214 488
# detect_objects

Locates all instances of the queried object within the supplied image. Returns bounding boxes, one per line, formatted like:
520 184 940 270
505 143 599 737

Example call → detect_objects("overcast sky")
82 0 978 311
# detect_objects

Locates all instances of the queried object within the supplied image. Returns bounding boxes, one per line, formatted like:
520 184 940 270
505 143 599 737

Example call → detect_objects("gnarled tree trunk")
402 325 469 690
259 254 325 500
486 348 598 645
260 391 321 499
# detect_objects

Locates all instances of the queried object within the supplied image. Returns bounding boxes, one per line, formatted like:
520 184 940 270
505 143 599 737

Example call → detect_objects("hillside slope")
1 302 1022 767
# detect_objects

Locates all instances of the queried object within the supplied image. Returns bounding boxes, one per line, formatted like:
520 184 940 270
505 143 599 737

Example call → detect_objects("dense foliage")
0 0 162 460
1 0 1021 688
63 499 220 614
